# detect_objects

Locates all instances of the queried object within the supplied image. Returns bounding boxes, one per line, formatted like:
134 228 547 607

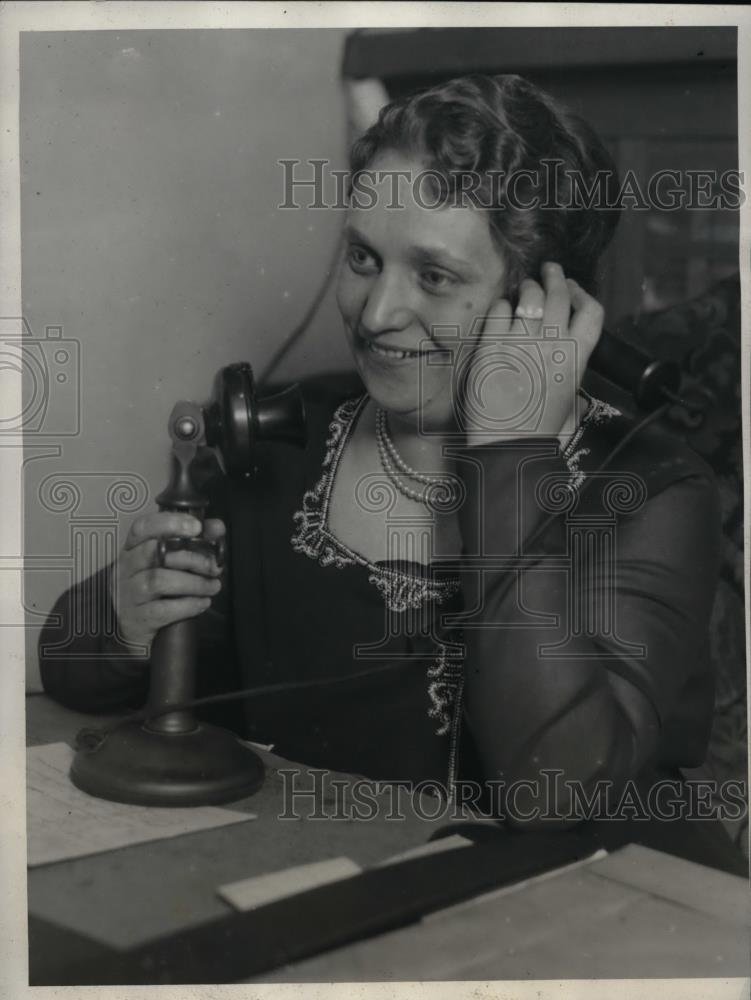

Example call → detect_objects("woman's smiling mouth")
356 332 440 361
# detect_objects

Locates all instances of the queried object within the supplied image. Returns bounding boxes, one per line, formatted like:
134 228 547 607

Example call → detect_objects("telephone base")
70 719 265 807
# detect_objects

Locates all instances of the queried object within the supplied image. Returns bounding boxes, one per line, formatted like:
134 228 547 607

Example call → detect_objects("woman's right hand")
110 512 225 649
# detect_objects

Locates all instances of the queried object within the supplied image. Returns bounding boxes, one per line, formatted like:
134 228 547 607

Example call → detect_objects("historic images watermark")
278 767 749 825
1 315 151 643
278 159 745 212
0 316 81 438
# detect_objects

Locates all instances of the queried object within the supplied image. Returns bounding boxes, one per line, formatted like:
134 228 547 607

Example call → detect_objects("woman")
40 76 736 856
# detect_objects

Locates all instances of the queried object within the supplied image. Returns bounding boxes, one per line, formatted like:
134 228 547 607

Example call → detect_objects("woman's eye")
421 269 455 292
347 245 377 273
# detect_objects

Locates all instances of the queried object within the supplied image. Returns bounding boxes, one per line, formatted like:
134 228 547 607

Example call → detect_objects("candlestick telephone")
70 363 306 806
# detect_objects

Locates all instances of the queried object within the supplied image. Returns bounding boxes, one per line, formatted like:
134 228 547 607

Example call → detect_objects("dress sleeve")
38 563 151 713
453 437 721 817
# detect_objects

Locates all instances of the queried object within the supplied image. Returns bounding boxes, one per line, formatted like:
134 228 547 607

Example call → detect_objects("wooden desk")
27 694 750 984
27 695 454 957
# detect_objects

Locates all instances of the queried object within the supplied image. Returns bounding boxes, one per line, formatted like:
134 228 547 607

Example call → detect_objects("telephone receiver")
70 362 307 807
588 329 681 411
204 361 307 476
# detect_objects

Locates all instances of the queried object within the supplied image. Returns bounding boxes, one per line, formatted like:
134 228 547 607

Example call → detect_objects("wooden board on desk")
257 844 750 982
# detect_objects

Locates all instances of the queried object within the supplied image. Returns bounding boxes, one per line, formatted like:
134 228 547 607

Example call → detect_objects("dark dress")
38 374 746 874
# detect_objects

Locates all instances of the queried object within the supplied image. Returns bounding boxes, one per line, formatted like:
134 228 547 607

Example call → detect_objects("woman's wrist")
463 405 577 451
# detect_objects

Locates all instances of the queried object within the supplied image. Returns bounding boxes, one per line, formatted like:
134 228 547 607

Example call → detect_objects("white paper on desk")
27 742 256 867
218 857 362 911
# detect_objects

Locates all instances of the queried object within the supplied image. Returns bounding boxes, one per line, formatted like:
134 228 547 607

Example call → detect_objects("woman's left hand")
461 262 605 447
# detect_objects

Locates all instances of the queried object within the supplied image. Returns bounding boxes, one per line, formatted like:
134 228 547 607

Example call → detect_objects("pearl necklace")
374 407 459 509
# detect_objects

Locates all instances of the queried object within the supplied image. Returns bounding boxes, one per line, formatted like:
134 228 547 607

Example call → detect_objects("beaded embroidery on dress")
561 390 622 491
427 639 465 737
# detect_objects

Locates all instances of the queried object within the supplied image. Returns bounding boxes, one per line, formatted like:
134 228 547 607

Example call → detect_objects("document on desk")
27 742 256 868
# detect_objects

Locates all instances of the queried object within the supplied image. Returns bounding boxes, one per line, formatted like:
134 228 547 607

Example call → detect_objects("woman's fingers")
486 268 602 348
123 538 160 574
125 511 202 550
203 518 226 541
162 548 224 577
540 262 571 336
115 515 225 647
124 539 222 577
142 596 215 630
567 278 605 343
479 297 513 339
567 278 604 381
124 515 226 575
130 567 222 606
513 277 545 328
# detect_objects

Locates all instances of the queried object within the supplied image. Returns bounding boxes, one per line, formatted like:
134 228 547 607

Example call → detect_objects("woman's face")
336 150 507 432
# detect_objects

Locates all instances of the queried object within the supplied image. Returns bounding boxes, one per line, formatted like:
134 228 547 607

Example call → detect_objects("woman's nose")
359 270 414 335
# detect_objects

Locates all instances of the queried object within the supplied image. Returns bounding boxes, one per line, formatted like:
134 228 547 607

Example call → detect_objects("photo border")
1 3 749 999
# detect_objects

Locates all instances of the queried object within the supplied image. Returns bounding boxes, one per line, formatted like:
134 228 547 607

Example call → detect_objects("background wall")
21 29 353 686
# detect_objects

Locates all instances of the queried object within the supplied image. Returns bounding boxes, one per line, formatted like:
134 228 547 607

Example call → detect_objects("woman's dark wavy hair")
349 74 621 299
